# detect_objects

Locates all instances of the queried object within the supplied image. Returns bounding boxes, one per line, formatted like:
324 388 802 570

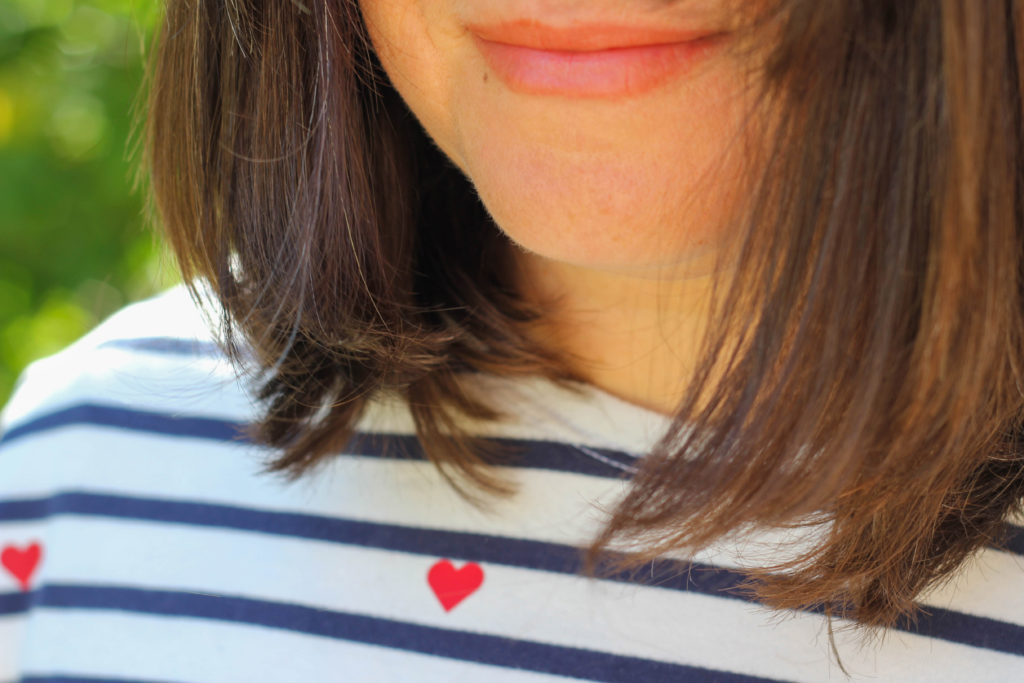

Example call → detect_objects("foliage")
0 0 177 405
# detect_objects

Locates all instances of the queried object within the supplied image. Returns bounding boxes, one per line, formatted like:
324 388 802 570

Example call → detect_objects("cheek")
358 0 468 167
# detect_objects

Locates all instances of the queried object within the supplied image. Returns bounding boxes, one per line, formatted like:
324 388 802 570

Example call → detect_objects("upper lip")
465 19 726 52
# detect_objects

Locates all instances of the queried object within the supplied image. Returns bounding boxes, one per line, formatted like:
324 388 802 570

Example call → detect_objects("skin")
359 0 764 415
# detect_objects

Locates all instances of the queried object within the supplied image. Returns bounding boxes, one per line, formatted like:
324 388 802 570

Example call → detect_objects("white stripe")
6 426 1024 631
0 351 246 433
12 515 1024 683
2 295 671 455
915 546 1024 629
0 615 23 681
13 516 804 681
6 426 1024 623
17 611 576 683
1 351 667 458
0 427 823 571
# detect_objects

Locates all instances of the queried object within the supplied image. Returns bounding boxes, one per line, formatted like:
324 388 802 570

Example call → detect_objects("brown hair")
145 0 1024 643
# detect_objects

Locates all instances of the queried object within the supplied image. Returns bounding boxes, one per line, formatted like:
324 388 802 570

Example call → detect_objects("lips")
466 20 728 98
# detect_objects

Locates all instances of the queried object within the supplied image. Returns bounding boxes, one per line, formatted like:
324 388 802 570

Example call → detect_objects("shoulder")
0 284 257 449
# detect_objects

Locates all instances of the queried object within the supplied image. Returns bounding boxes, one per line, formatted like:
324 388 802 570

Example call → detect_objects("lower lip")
472 34 725 98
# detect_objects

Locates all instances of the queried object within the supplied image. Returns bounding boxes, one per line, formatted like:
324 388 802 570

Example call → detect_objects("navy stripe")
22 677 172 683
0 403 639 477
12 583 775 683
350 429 638 476
0 491 729 593
999 524 1024 556
99 337 224 358
0 404 248 447
10 403 1024 537
908 604 1024 659
2 489 1023 660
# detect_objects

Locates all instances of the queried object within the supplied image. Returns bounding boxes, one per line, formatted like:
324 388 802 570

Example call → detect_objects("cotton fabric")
2 286 1024 682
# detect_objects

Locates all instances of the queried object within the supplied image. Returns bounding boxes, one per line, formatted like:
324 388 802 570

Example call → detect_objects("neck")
512 248 722 417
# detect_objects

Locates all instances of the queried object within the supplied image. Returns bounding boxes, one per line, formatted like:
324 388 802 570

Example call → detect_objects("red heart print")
2 541 42 591
427 559 484 611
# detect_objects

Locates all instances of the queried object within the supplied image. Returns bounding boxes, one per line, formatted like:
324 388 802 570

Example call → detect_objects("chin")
465 164 725 275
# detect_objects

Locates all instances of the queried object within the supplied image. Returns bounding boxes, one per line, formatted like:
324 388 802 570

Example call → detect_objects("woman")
2 0 1023 680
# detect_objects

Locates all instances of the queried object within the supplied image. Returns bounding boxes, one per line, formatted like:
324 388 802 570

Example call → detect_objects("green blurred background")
0 0 178 405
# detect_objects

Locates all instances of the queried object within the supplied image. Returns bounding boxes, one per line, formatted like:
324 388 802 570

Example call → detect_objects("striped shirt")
1 285 1024 682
